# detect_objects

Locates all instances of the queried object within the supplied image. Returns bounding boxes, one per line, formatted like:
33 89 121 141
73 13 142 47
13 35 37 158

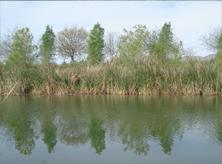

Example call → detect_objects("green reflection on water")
0 96 222 157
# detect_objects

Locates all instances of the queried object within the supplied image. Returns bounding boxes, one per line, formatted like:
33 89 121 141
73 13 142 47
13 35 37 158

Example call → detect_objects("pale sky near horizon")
0 1 221 56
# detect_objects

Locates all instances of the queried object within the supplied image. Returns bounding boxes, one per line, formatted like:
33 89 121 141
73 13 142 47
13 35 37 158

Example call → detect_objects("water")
0 96 222 164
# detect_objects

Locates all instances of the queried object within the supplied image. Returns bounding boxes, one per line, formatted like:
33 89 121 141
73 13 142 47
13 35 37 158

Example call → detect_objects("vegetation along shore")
0 22 222 96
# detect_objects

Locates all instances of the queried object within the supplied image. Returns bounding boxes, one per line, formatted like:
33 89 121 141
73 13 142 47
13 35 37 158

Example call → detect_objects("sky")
0 1 221 56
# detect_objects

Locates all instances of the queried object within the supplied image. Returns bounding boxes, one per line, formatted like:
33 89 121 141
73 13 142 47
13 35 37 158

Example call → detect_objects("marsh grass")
1 56 221 96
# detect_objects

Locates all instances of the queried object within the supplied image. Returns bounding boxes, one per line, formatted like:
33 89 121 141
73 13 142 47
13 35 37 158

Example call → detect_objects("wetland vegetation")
0 23 222 96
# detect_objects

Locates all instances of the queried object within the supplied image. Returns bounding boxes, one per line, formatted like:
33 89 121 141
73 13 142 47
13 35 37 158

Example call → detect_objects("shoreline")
1 90 220 97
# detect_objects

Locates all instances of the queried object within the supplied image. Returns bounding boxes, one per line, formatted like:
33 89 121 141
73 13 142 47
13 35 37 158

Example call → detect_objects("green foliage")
216 31 222 68
6 28 36 67
5 27 41 93
87 23 105 64
118 23 182 63
149 22 182 60
40 25 55 64
118 25 149 60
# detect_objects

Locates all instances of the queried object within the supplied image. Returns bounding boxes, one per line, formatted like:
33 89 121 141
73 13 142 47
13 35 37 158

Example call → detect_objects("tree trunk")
71 55 74 62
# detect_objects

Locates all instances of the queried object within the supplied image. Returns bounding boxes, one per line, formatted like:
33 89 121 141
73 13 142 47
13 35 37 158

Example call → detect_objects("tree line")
0 22 183 64
0 22 222 95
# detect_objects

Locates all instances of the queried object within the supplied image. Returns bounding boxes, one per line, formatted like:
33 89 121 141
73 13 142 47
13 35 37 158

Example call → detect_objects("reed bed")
0 56 221 96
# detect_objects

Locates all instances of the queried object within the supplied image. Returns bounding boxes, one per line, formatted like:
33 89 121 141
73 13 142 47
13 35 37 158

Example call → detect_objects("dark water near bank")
0 96 222 164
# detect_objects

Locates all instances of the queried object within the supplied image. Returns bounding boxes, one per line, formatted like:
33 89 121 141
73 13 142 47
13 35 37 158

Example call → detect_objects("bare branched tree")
56 26 88 62
202 29 222 51
104 32 119 62
0 33 13 62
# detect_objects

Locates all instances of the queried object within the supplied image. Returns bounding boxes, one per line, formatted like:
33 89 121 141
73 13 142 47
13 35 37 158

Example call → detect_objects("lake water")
0 96 222 164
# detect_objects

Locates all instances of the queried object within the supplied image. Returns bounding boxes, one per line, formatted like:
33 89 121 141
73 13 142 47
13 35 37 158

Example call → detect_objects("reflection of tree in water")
8 112 35 155
42 120 57 153
118 122 150 155
0 96 184 156
116 98 183 155
38 98 57 153
118 118 181 155
215 110 222 144
89 118 105 154
148 117 181 154
216 121 222 143
0 98 38 155
1 96 222 157
57 119 89 146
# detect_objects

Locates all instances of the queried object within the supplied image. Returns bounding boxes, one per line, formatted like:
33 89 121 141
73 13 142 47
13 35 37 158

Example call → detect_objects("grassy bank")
0 56 221 96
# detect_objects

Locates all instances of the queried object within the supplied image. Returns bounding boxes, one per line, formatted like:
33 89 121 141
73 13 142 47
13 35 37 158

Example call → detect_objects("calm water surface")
0 96 222 164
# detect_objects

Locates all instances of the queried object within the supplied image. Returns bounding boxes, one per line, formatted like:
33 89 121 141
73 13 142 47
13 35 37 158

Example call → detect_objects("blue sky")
0 1 221 56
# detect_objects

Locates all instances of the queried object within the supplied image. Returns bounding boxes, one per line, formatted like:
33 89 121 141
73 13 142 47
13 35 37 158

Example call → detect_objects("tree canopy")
56 26 88 62
40 25 55 64
87 23 105 64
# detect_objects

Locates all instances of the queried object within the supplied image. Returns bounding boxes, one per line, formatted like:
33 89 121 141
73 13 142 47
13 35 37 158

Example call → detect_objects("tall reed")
1 56 220 96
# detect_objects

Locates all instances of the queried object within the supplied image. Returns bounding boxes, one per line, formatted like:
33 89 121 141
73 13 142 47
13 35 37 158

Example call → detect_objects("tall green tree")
40 25 55 64
87 23 105 64
118 25 149 60
149 22 182 60
158 22 173 57
6 28 36 67
6 27 39 94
